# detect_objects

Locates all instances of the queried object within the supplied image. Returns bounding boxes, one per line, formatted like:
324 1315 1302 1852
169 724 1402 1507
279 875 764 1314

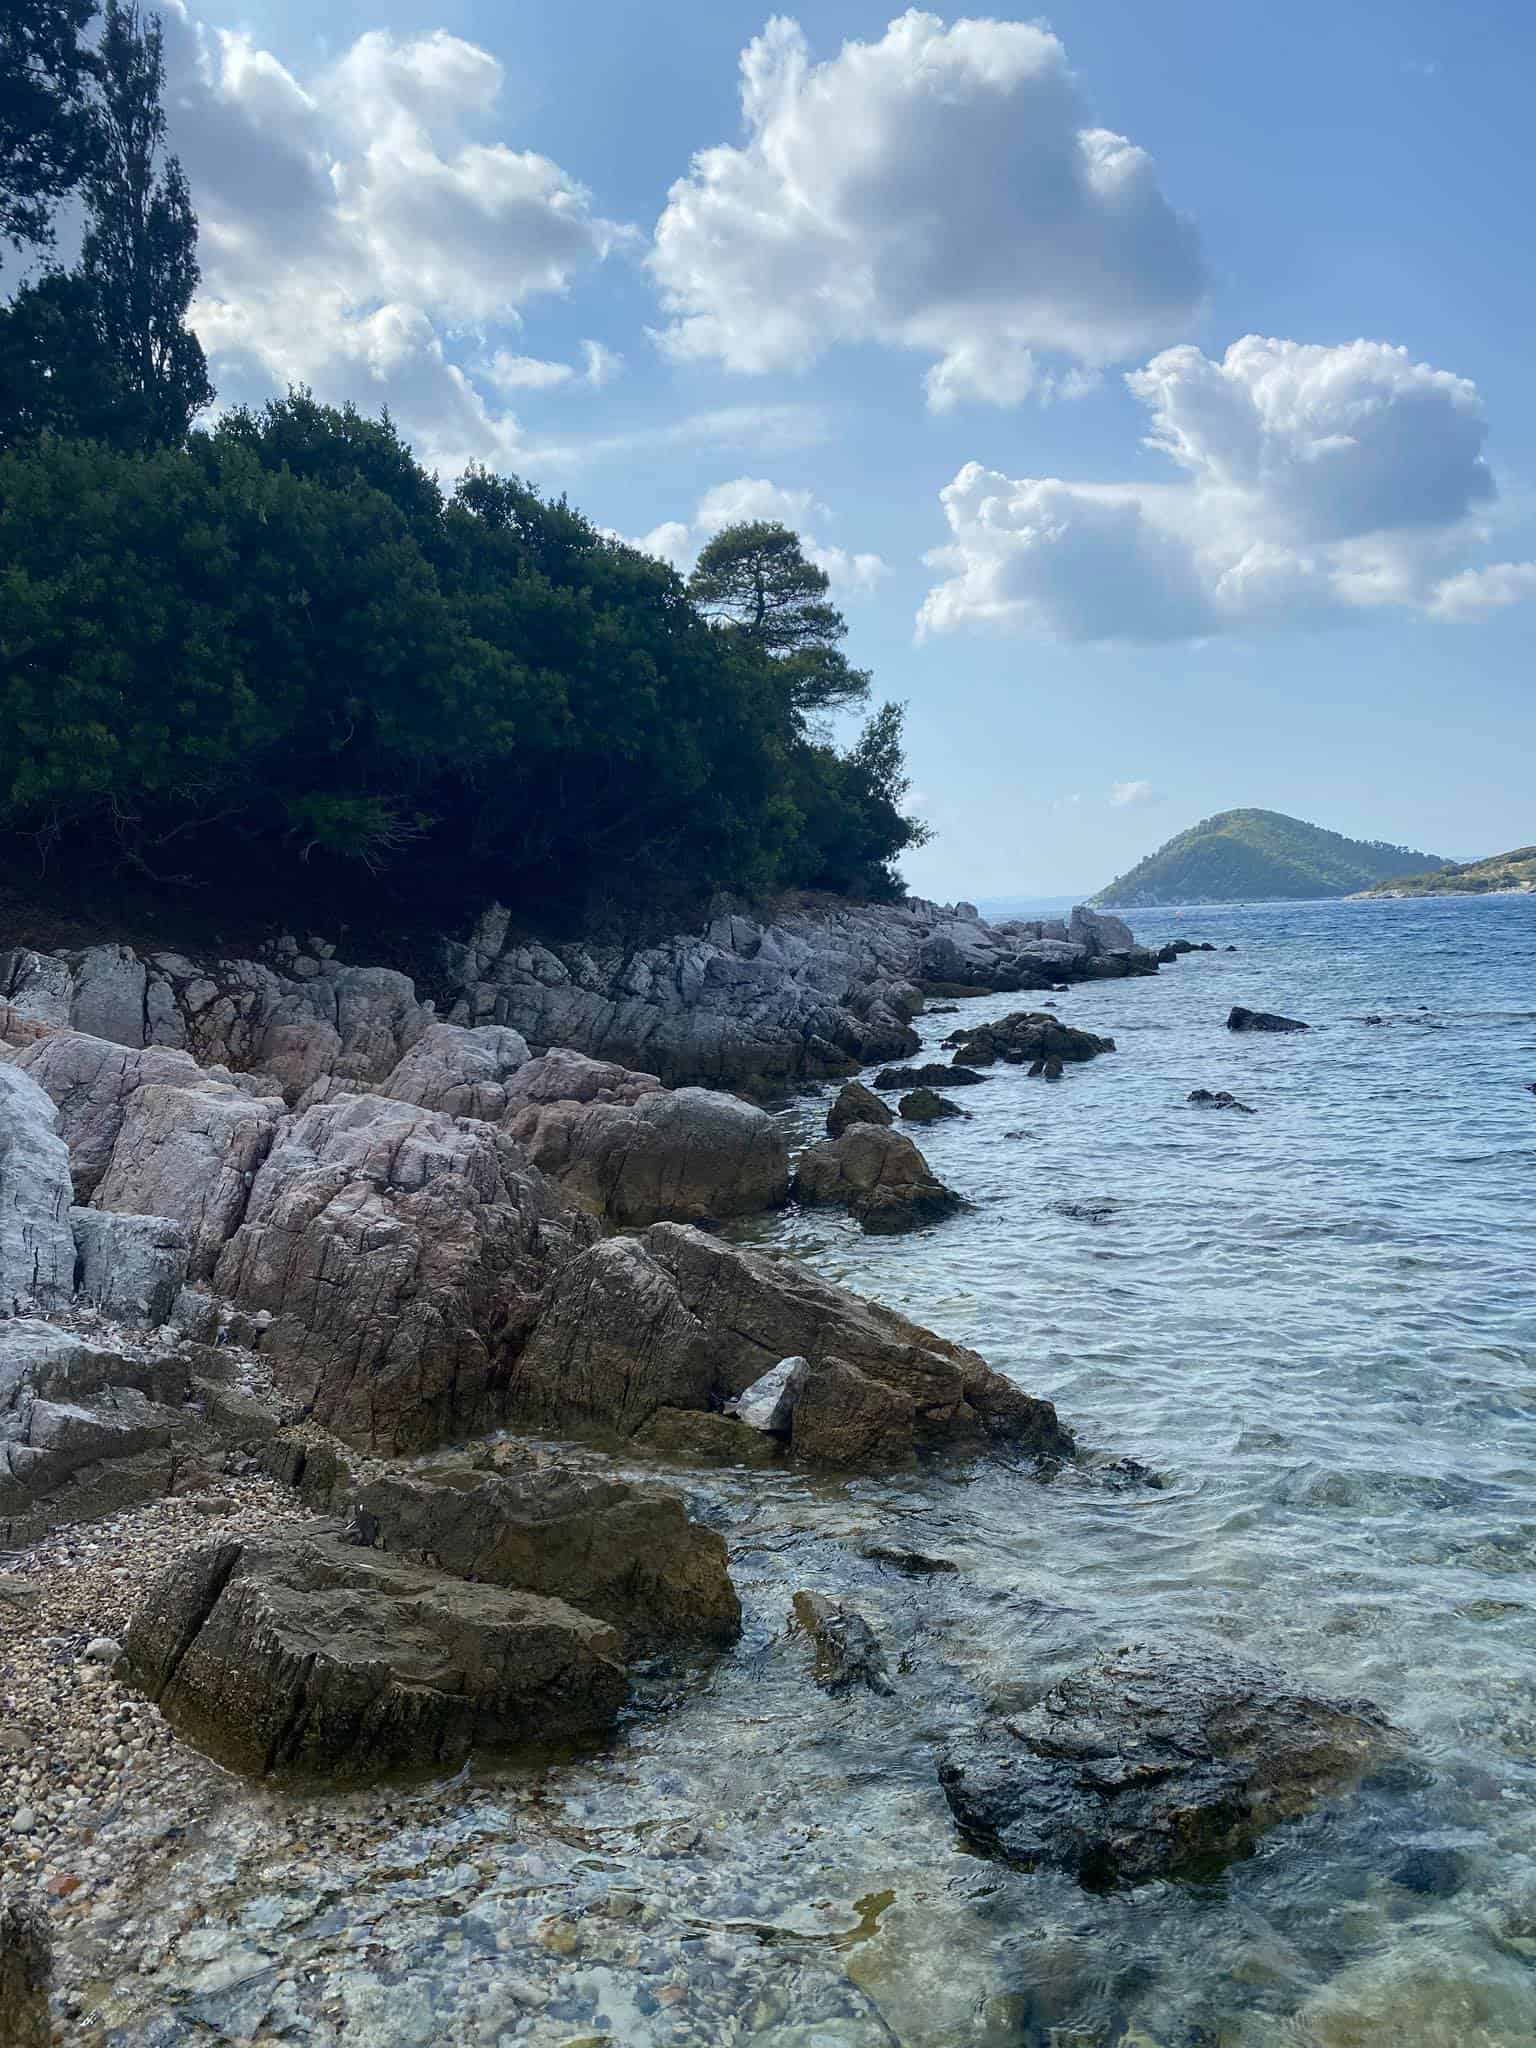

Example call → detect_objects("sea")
87 893 1536 2047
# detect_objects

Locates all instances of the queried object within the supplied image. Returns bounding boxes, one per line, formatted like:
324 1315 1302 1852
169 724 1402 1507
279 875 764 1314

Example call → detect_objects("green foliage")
0 0 98 251
1093 809 1452 907
1363 846 1536 897
0 395 924 914
689 520 870 718
0 1 210 453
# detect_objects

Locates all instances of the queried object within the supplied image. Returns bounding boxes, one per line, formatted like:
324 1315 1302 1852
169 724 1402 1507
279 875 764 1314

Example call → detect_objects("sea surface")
85 894 1536 2047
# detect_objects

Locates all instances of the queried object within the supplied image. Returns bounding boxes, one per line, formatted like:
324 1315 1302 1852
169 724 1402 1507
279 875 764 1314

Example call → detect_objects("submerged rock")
826 1080 894 1139
1187 1089 1257 1113
1227 1005 1310 1033
939 1643 1397 1888
941 1013 1115 1067
791 1590 893 1695
123 1531 628 1779
0 1888 51 2048
792 1124 962 1234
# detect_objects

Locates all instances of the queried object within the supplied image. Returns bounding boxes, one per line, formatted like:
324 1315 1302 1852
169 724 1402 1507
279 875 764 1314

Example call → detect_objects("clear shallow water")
86 896 1536 2046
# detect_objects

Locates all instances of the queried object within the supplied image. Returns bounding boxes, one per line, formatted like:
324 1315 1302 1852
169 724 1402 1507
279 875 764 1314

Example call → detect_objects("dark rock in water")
791 1590 893 1695
943 1013 1114 1068
1390 1842 1468 1897
633 1405 783 1469
899 1088 966 1124
923 1003 960 1015
793 1124 962 1235
826 1080 895 1139
349 1467 741 1645
938 1643 1398 1889
861 1544 958 1576
1156 945 1180 964
1225 945 1238 952
1361 1014 1386 1026
873 1063 988 1090
1052 1198 1118 1224
1090 1456 1169 1492
1027 1055 1065 1079
1227 1006 1309 1033
123 1532 629 1779
1160 940 1217 956
1187 1089 1257 1114
0 1888 51 2048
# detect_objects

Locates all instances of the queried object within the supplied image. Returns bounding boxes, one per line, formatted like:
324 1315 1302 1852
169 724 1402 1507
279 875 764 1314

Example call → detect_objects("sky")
143 0 1535 897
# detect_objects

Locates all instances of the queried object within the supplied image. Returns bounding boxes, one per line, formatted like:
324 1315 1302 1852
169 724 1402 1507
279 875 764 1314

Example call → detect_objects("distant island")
1359 845 1536 898
1092 808 1453 907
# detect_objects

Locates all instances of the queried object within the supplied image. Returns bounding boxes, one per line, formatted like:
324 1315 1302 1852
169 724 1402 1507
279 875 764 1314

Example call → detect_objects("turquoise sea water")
89 894 1536 2046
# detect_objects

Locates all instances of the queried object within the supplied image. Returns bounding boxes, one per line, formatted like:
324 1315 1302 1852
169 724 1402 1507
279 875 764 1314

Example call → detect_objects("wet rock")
0 1887 51 2048
826 1081 894 1139
1227 1006 1309 1033
790 1591 893 1695
69 1209 190 1324
1028 1055 1065 1079
350 1468 741 1645
938 1643 1397 1888
792 1124 962 1234
645 1224 1072 1464
632 1406 783 1468
0 1065 76 1315
872 1064 988 1090
861 1545 958 1576
782 1355 918 1468
1052 1198 1119 1224
1390 1842 1468 1896
505 1083 790 1225
898 1088 965 1124
122 1531 628 1779
942 1013 1115 1067
1187 1089 1257 1114
212 1092 594 1453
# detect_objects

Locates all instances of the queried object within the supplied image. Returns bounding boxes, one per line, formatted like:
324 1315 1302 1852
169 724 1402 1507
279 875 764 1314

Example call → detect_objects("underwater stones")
122 1531 628 1779
791 1591 893 1695
1227 1005 1309 1033
939 1643 1397 1888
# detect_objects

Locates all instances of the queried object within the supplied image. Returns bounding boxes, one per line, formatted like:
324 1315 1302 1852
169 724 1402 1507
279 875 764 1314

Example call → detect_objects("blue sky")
155 1 1535 896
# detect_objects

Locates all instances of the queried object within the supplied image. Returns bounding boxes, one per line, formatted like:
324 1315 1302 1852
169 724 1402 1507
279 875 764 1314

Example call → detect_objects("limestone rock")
213 1093 593 1452
0 1066 76 1315
379 1021 531 1119
90 1082 283 1278
13 1032 218 1199
939 1643 1397 1888
70 1210 189 1324
501 1047 662 1109
792 1125 961 1234
826 1080 894 1139
941 1013 1115 1068
506 1084 790 1226
122 1532 628 1779
351 1468 740 1644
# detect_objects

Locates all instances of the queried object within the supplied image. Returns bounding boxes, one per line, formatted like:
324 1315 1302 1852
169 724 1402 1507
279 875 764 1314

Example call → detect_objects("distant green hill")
1092 809 1452 907
1361 846 1536 897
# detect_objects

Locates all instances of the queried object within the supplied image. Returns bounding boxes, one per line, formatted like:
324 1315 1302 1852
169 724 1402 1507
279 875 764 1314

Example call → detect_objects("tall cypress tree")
76 0 210 447
0 0 99 251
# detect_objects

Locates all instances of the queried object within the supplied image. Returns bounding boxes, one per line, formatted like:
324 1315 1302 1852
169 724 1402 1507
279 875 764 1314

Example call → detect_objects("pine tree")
0 0 99 251
688 520 870 718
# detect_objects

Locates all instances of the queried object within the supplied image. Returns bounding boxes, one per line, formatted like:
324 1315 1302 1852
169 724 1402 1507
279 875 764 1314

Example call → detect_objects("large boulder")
506 1084 790 1226
212 1093 594 1452
122 1531 628 1779
13 1032 219 1199
938 1644 1397 1888
505 1222 1072 1465
899 1088 965 1124
1228 1005 1310 1033
89 1081 284 1278
378 1021 531 1119
792 1124 961 1234
0 1066 76 1315
1069 906 1135 956
505 1236 716 1437
350 1468 740 1645
826 1080 894 1139
501 1047 662 1109
70 1210 189 1324
941 1013 1115 1067
780 1355 919 1467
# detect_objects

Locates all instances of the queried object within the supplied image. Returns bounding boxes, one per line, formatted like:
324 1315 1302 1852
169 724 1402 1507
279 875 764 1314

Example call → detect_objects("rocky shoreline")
0 895 1405 2043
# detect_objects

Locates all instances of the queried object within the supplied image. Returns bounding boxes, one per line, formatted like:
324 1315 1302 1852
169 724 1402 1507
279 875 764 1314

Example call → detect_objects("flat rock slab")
123 1531 628 1779
939 1644 1398 1889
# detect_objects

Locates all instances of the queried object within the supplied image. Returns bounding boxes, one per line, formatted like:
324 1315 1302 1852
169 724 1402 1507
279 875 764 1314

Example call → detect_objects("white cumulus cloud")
920 335 1528 641
155 7 631 475
1110 780 1158 807
614 476 887 594
650 10 1204 406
